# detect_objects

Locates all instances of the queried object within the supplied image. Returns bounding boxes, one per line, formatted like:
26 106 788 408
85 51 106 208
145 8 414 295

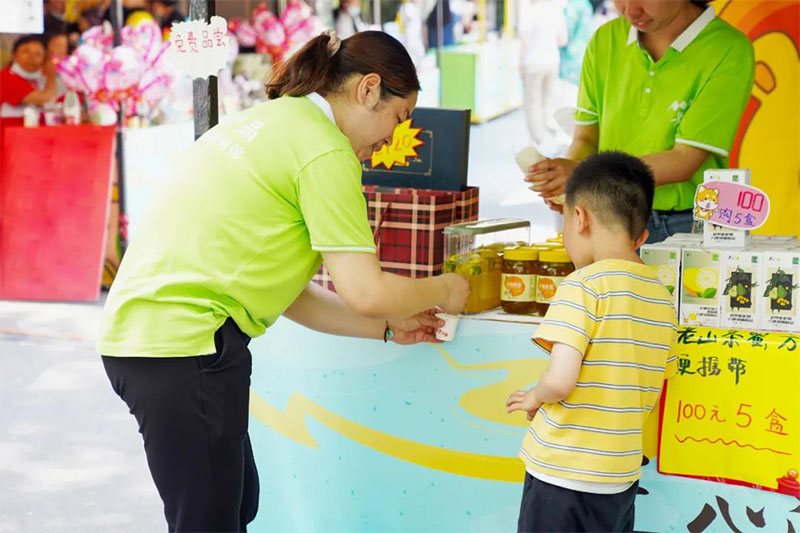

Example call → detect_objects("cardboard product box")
680 248 722 327
761 250 800 332
721 250 763 330
361 107 471 191
641 244 681 309
702 169 751 249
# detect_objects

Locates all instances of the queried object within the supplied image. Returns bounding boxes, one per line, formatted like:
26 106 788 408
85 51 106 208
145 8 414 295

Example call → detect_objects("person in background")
148 0 186 39
0 36 58 128
102 0 146 25
592 0 619 29
44 0 82 47
559 0 594 86
425 0 455 48
335 0 366 39
79 0 112 32
518 0 568 148
524 0 755 244
45 32 70 63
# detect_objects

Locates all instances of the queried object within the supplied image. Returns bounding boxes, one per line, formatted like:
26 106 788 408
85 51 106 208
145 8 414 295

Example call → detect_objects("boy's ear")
574 204 590 234
634 228 650 250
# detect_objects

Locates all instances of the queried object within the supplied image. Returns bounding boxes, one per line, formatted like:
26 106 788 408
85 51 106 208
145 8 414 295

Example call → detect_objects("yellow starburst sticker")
370 119 424 170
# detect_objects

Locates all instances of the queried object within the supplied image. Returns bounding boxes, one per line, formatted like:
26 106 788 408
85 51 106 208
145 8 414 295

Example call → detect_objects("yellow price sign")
659 327 800 496
370 119 424 170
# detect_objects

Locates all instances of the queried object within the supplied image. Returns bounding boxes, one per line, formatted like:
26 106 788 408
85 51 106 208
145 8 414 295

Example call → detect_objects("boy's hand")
506 389 543 421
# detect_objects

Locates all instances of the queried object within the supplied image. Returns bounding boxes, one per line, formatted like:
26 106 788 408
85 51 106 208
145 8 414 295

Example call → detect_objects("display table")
440 39 523 123
248 317 797 531
0 124 115 301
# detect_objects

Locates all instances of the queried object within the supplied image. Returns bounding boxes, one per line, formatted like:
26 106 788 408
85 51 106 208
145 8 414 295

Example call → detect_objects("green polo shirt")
575 8 754 211
98 94 376 357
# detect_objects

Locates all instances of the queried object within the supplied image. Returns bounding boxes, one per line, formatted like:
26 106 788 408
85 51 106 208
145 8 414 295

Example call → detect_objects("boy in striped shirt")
506 151 678 532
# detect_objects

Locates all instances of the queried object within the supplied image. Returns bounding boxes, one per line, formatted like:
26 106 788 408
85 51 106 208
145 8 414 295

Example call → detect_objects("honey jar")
536 248 575 315
501 247 540 315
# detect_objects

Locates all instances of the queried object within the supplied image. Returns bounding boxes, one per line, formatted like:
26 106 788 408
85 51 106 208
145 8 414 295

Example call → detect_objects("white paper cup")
435 313 460 341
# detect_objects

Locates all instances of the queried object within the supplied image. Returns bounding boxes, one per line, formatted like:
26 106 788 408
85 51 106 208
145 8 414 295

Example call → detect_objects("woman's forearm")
640 145 710 186
283 283 385 339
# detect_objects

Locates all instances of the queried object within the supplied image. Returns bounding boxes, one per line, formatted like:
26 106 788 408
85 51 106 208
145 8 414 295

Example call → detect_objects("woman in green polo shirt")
98 31 469 532
525 0 754 243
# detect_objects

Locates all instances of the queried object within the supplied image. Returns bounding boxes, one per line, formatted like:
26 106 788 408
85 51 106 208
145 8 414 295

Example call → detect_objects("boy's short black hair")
13 35 45 54
565 151 655 240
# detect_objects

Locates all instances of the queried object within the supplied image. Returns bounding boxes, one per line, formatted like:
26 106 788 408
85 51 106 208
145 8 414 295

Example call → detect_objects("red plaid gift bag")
313 186 479 291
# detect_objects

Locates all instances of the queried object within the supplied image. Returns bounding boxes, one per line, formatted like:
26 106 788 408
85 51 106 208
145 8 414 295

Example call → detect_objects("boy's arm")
532 343 583 402
506 343 582 418
506 275 597 418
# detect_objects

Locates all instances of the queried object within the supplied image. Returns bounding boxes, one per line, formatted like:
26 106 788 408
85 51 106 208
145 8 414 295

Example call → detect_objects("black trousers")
518 473 638 533
102 318 259 532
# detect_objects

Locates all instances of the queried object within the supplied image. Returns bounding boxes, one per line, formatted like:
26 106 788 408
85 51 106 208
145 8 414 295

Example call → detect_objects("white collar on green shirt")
306 92 336 124
626 7 715 52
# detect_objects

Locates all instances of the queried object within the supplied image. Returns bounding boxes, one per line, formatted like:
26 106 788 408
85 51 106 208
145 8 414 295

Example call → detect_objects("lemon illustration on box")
682 267 719 299
640 245 681 309
680 248 722 327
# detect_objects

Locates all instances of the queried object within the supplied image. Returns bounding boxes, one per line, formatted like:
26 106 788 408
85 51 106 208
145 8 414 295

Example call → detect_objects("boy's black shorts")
518 472 639 533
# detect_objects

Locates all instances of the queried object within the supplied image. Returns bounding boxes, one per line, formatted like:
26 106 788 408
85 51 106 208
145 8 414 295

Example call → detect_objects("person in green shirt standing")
98 30 470 532
524 0 755 244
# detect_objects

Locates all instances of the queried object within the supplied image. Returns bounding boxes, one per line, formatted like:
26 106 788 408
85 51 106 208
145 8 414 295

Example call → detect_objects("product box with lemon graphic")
680 248 722 327
761 251 800 332
641 245 680 309
721 251 762 329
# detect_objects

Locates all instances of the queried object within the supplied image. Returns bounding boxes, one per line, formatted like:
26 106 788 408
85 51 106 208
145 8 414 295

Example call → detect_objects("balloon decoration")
125 10 155 28
236 2 318 63
56 20 172 119
228 18 258 49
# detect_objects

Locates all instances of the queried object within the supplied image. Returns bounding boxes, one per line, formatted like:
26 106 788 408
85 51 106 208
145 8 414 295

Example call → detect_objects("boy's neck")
587 230 643 266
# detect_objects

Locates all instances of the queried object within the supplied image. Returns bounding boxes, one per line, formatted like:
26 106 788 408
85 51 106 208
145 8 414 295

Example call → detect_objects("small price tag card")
693 181 770 230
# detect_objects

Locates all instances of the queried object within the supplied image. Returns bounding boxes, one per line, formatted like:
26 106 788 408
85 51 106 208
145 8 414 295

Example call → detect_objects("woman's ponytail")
266 31 420 100
265 35 335 100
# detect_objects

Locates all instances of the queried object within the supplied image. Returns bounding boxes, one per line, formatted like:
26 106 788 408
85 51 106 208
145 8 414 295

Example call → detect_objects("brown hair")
266 31 420 100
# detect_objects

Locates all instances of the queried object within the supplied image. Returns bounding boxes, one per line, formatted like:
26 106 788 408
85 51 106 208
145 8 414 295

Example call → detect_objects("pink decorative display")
56 21 173 118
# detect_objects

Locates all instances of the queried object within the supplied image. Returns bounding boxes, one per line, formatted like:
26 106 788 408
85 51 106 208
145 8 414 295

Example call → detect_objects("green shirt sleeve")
574 30 600 125
674 37 755 157
297 150 376 253
533 274 599 356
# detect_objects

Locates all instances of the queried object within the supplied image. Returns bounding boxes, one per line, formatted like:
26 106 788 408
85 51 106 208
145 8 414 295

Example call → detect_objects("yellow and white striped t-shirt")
521 259 678 485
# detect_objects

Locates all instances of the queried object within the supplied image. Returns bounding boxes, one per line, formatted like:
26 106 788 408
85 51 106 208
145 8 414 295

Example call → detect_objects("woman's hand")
525 158 577 199
544 198 564 214
389 308 444 345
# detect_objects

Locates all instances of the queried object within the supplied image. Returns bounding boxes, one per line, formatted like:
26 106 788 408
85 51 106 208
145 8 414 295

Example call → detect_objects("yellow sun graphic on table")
370 119 425 170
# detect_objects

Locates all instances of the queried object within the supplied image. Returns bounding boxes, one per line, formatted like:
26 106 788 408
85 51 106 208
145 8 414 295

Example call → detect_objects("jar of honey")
536 248 575 315
501 247 539 315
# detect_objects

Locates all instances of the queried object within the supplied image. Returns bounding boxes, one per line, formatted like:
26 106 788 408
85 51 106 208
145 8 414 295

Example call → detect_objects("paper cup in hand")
514 145 544 174
435 313 460 341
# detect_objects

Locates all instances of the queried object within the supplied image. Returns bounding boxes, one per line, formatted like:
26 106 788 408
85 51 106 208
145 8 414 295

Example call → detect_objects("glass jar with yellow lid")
536 248 575 315
501 247 540 315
